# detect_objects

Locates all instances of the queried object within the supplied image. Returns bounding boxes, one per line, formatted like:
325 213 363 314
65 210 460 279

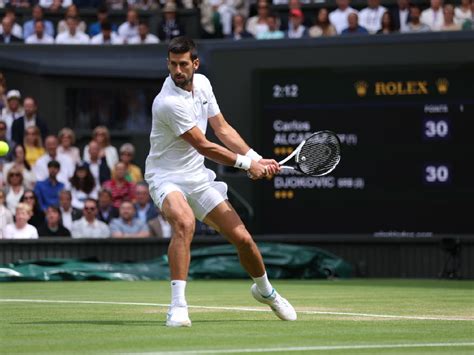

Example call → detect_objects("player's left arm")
208 113 280 174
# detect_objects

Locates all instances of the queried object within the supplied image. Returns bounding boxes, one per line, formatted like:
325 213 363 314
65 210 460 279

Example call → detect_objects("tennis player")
145 36 296 327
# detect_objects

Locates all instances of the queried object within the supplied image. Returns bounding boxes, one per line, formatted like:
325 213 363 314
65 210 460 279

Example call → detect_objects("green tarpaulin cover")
0 243 352 281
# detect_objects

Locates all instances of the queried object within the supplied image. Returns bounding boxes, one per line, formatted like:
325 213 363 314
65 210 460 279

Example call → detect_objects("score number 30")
423 118 451 184
425 165 450 184
424 119 449 139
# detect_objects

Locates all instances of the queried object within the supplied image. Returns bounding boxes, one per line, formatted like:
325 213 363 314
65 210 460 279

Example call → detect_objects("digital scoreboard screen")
255 66 474 236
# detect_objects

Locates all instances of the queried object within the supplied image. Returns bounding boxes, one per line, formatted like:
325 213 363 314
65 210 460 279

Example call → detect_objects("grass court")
1 279 473 354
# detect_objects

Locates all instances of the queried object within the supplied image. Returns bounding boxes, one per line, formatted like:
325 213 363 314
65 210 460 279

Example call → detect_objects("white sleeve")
207 87 221 118
162 99 196 137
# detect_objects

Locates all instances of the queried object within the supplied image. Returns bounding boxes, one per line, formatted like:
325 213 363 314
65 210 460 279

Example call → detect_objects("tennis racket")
279 130 341 176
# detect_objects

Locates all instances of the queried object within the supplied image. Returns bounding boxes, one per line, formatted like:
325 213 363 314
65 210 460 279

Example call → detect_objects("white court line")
0 299 472 321
125 342 474 354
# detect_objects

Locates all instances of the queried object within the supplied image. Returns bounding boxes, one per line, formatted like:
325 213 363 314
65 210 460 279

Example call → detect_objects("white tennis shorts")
148 178 228 221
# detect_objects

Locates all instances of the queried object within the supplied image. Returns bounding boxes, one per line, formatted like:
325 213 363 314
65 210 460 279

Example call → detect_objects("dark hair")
315 8 331 27
267 12 279 20
99 188 113 198
20 189 42 215
381 11 396 31
70 165 96 194
4 6 15 16
34 19 44 25
168 36 198 61
46 205 61 214
138 20 149 27
13 144 31 171
97 5 108 14
101 21 112 31
84 198 98 207
47 160 61 169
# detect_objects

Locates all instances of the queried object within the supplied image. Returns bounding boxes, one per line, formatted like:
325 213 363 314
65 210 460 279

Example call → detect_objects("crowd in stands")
0 0 472 45
0 81 173 239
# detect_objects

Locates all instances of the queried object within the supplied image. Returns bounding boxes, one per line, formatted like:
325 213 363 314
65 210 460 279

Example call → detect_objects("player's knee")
173 217 195 238
233 233 255 251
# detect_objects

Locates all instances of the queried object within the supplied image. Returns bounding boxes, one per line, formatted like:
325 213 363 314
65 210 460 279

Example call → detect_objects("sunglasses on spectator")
24 196 34 200
10 173 22 177
84 207 96 211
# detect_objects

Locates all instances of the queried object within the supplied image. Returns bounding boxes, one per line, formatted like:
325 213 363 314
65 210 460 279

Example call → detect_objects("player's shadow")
190 319 268 324
12 320 162 326
13 319 264 326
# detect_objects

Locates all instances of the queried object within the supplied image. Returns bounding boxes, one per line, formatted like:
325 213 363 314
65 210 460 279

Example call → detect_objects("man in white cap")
1 89 24 141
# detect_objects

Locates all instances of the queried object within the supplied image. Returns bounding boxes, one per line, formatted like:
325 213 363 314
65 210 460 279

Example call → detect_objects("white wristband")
245 148 263 162
234 154 252 170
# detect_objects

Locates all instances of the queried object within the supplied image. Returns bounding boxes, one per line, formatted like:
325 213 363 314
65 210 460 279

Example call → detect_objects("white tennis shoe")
251 284 297 321
166 305 192 327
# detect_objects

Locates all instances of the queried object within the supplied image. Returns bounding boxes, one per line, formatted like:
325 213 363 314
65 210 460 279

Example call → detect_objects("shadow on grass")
12 319 266 326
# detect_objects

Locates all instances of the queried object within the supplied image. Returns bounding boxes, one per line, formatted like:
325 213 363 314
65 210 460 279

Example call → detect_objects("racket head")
295 130 341 176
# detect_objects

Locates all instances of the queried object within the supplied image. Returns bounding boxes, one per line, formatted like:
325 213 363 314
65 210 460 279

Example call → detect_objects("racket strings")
297 132 341 176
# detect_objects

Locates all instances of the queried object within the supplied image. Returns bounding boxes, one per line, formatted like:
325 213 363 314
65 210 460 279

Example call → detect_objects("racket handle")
279 166 295 170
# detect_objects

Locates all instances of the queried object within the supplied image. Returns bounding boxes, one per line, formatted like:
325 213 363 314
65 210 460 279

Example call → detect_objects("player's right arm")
158 97 268 179
181 126 268 180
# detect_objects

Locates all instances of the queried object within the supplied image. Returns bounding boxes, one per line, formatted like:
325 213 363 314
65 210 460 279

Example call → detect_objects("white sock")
170 280 187 307
252 272 274 298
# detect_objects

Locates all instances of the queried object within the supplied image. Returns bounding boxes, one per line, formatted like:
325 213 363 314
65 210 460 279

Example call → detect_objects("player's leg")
203 200 265 278
160 190 195 327
161 191 196 281
203 200 297 321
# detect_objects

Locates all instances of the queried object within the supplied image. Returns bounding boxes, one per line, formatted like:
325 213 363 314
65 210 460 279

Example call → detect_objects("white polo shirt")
145 74 220 186
128 34 160 44
118 22 139 41
359 6 388 34
71 217 110 239
25 34 54 44
329 7 358 34
90 33 124 45
55 31 90 44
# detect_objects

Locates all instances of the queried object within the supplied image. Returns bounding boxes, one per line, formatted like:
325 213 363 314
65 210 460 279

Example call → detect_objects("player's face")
168 52 199 90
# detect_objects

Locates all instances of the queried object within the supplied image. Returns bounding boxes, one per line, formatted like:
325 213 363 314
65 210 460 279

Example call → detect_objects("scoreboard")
254 66 474 236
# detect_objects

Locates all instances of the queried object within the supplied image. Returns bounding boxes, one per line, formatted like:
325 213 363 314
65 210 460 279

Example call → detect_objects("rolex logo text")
374 81 429 96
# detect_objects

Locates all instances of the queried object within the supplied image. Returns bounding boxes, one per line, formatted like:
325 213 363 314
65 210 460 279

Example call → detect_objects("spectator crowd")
0 0 472 45
0 81 172 239
0 0 472 238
